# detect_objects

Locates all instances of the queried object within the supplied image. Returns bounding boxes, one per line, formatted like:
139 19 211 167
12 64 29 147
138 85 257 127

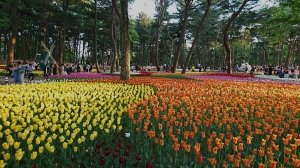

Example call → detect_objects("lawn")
0 73 300 168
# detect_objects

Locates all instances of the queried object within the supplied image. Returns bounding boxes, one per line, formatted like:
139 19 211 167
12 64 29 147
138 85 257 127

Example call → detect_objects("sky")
128 0 276 19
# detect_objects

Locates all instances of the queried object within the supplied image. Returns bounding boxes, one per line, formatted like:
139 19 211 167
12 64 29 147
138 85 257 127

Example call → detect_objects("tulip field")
0 73 300 167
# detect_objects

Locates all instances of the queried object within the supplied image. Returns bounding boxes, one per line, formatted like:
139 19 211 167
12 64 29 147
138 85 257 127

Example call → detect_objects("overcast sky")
129 0 276 19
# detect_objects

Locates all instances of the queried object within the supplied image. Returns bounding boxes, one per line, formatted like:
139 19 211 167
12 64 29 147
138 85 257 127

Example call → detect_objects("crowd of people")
4 60 93 84
43 62 92 77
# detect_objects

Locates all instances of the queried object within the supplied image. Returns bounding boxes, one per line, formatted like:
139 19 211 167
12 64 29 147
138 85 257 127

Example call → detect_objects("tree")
154 0 171 67
181 0 211 74
223 0 253 74
171 0 193 73
6 0 18 66
120 0 131 80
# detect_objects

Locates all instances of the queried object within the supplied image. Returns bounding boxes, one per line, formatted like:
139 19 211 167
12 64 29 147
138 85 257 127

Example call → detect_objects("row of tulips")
86 77 300 167
0 81 154 167
1 75 300 167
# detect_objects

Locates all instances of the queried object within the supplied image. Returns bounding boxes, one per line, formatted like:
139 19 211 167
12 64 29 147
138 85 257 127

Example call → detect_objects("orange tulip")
287 134 293 141
242 158 251 168
136 127 140 133
233 158 240 168
283 138 289 146
284 156 290 164
290 143 297 152
258 163 266 168
213 147 218 155
173 142 180 151
228 154 234 163
193 143 201 156
159 139 164 146
219 133 225 140
252 148 257 155
196 155 203 163
208 145 212 152
208 158 217 166
206 138 212 146
267 150 274 159
189 132 195 139
285 147 292 156
201 132 206 138
233 145 238 152
184 144 191 153
292 158 300 168
232 137 238 144
246 135 253 145
238 143 244 151
271 134 277 141
261 139 266 146
272 145 279 152
269 160 277 168
258 148 265 157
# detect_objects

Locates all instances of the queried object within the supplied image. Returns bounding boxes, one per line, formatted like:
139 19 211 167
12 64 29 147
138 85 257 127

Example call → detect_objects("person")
28 63 34 81
76 64 81 72
5 62 13 78
284 70 289 78
85 63 90 72
292 69 298 79
13 63 18 83
15 61 25 84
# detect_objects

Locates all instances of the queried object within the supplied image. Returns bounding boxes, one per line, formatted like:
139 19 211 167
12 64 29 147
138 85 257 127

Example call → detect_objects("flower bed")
1 77 300 167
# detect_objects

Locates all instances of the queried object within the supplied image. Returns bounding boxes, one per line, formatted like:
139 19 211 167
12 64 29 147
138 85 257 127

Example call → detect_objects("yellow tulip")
6 135 14 146
2 142 9 150
4 129 11 135
14 149 24 161
0 160 7 168
3 153 10 161
35 137 41 145
104 129 110 134
13 142 20 149
52 134 57 140
118 126 123 131
74 146 78 152
3 121 10 127
90 134 95 141
66 130 70 136
62 142 68 149
27 138 33 145
30 151 37 160
28 144 33 151
38 147 44 154
0 132 3 138
77 138 82 144
83 130 87 135
59 136 65 142
68 138 73 145
46 137 52 143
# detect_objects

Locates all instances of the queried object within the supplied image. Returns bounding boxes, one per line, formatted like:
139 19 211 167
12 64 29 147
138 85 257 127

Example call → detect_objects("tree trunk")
182 0 211 74
120 0 130 80
279 41 284 66
224 0 249 74
94 0 100 73
285 34 296 69
165 22 174 66
7 0 18 66
58 0 70 65
110 0 117 73
171 0 192 73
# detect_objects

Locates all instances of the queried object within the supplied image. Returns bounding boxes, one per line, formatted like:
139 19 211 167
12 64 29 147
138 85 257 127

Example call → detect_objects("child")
28 63 34 81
